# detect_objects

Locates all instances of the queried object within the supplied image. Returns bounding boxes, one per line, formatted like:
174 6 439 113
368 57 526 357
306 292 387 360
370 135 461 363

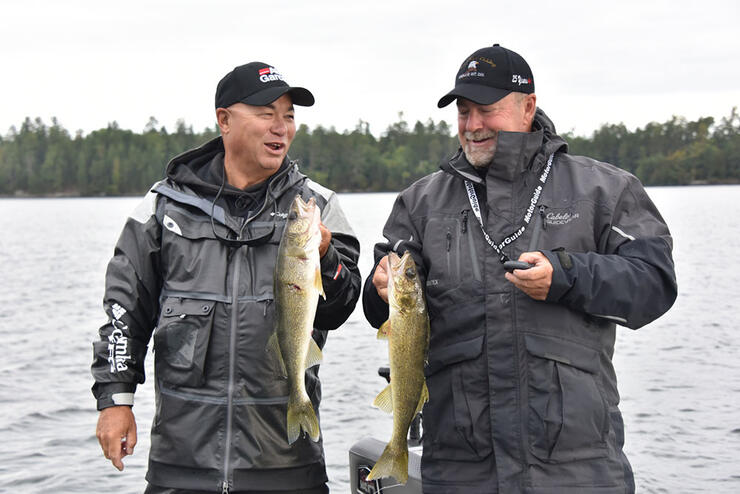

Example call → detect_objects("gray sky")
2 0 739 138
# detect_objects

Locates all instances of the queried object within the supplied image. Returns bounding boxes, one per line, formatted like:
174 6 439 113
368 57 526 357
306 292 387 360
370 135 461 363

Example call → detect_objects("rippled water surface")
1 187 738 493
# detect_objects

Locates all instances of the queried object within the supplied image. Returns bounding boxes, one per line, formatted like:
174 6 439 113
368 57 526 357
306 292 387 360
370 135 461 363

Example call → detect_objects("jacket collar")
164 135 304 198
158 136 307 231
445 149 485 184
442 107 568 183
485 128 545 182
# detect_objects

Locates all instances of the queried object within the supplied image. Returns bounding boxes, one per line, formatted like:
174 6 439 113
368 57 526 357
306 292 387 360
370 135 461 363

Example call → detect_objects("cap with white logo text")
215 62 315 109
437 44 534 108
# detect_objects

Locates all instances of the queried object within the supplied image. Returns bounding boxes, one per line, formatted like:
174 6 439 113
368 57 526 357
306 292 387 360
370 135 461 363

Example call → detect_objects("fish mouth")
390 251 415 275
291 196 317 218
286 196 319 237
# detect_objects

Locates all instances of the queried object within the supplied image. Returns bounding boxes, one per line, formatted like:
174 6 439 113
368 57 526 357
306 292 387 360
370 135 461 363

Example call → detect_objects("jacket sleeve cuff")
542 249 573 303
320 243 342 281
362 261 389 328
94 382 136 410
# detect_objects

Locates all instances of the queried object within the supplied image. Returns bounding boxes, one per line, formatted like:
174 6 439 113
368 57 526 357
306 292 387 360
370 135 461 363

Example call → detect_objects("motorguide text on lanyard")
464 153 555 265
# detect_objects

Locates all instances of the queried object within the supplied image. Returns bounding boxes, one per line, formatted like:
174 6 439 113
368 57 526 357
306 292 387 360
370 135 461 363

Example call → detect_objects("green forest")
1 108 738 197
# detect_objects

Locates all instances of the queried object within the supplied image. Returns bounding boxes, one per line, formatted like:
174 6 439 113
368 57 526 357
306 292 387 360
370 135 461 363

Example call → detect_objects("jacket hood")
163 136 302 198
533 107 568 160
443 107 568 183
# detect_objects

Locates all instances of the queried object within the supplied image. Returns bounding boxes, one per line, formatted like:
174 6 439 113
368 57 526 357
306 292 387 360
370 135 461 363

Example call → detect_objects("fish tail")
366 442 409 484
287 398 321 444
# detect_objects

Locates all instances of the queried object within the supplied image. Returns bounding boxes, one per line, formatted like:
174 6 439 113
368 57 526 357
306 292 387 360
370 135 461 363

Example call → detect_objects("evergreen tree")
1 110 738 196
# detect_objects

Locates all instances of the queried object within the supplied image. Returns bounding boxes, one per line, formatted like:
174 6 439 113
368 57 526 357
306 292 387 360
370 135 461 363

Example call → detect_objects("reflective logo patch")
163 214 182 236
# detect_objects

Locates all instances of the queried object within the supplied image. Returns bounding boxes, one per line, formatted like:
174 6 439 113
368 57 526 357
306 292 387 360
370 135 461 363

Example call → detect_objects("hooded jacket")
363 109 677 493
91 137 361 492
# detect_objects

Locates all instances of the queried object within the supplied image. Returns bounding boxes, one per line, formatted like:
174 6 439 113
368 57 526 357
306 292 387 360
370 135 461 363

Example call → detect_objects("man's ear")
524 94 537 129
216 108 230 134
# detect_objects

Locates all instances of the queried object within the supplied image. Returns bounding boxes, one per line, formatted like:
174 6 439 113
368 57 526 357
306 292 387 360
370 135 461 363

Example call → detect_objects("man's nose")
270 117 287 136
465 109 484 132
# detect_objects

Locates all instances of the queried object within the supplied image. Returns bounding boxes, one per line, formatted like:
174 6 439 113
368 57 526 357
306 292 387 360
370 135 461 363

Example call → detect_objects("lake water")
0 187 739 493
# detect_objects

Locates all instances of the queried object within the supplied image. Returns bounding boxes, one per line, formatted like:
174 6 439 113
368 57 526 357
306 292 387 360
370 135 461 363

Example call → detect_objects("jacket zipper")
219 166 289 494
510 262 529 482
445 230 452 277
526 205 549 252
223 245 242 493
539 205 548 231
462 210 482 282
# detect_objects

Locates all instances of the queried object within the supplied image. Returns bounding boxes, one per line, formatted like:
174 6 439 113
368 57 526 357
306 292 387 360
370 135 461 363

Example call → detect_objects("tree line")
1 109 738 197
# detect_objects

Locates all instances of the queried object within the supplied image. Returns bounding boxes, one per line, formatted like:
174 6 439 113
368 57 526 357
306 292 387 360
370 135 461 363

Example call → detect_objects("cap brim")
437 84 511 108
242 86 315 107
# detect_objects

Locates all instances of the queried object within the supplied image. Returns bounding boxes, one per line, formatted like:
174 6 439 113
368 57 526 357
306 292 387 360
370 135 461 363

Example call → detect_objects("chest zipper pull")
461 210 468 233
539 205 548 230
221 480 230 494
446 231 452 252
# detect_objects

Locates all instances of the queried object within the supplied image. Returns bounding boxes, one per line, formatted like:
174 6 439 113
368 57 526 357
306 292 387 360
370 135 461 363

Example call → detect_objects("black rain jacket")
91 137 361 491
363 109 677 494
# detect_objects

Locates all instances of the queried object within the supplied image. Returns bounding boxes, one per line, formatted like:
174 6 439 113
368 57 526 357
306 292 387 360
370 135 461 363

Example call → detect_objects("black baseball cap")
215 62 315 109
437 44 534 108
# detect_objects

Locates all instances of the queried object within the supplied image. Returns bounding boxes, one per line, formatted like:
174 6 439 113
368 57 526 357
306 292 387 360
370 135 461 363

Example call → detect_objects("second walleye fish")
272 195 325 444
367 251 429 484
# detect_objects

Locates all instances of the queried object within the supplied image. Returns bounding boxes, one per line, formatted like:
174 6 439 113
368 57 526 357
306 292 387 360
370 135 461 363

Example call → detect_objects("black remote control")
503 260 534 272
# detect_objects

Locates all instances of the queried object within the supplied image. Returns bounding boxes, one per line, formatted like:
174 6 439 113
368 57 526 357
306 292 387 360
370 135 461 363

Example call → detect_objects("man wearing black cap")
363 45 676 493
92 62 361 493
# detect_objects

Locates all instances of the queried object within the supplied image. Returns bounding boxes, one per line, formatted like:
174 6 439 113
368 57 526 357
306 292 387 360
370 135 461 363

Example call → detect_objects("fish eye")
405 268 414 279
288 211 297 220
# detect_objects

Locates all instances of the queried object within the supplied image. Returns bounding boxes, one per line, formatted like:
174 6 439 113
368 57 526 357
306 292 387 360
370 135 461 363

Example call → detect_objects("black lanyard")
209 166 277 248
464 153 554 262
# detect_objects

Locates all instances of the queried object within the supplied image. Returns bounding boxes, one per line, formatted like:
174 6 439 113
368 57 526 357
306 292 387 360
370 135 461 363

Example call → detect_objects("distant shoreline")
3 110 739 196
2 181 739 200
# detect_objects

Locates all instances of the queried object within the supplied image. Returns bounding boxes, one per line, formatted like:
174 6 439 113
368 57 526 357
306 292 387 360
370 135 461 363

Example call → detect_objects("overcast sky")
2 0 739 139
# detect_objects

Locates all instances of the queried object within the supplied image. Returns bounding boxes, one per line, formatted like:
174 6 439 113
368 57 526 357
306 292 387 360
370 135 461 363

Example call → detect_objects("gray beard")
463 131 498 168
464 142 496 168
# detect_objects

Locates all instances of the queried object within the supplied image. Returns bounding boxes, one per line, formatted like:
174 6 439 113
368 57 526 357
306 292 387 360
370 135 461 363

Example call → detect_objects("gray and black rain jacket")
363 109 677 494
91 136 361 492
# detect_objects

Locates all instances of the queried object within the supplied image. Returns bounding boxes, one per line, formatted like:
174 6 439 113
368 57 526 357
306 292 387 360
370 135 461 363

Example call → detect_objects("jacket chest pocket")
154 297 216 388
423 215 465 296
423 335 492 461
525 333 609 463
159 208 232 293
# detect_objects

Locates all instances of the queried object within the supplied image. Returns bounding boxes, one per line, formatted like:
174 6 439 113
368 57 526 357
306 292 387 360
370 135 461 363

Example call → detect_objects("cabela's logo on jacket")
545 210 580 226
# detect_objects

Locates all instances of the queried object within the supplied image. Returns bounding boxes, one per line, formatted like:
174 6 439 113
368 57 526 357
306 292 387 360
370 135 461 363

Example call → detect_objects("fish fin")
372 383 393 413
315 266 325 300
366 442 409 484
415 380 429 416
377 320 390 340
287 398 321 444
305 337 323 369
266 332 287 377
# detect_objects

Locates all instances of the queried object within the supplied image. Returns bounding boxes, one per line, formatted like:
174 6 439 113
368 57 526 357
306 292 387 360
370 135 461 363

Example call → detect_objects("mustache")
464 130 498 141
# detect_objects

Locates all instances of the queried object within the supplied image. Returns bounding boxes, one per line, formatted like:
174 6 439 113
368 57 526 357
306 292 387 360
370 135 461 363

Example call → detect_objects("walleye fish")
271 195 325 444
367 251 429 484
